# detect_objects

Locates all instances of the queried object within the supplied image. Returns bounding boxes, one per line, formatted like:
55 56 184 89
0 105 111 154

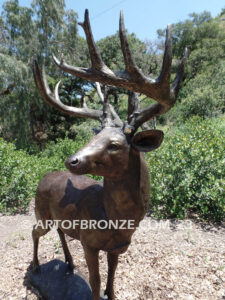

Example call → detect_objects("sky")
1 0 225 41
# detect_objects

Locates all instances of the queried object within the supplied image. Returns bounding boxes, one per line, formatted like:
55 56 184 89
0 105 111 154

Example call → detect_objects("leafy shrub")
40 137 83 166
1 116 224 222
174 87 217 120
147 116 225 222
0 134 93 213
0 139 37 213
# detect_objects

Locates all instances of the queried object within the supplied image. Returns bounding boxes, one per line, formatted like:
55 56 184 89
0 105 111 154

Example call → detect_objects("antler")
95 82 123 127
33 58 124 128
32 59 103 120
53 9 188 133
127 47 189 131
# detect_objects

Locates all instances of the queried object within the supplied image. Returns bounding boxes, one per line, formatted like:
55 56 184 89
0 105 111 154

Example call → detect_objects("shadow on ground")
24 259 106 300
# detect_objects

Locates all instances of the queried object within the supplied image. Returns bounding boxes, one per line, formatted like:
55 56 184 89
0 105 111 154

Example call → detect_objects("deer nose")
65 156 80 170
70 158 79 165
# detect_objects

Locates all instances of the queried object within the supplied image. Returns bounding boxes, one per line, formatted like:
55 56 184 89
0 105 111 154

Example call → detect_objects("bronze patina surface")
32 9 188 300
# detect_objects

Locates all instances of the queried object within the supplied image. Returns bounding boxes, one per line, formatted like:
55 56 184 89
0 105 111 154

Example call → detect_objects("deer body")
32 9 187 300
33 128 153 300
34 129 149 253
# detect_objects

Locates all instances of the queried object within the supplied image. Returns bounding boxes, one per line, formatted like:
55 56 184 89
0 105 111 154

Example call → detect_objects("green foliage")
147 116 225 222
157 11 225 125
157 11 213 58
0 0 85 149
40 136 88 166
1 4 225 224
168 84 224 123
0 129 93 213
0 138 39 213
0 53 28 90
97 32 158 75
1 116 224 223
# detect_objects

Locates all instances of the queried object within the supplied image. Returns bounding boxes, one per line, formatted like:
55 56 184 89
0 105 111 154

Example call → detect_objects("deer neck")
103 151 150 223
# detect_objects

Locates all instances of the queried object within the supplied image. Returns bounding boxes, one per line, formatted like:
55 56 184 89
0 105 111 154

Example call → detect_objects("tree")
157 11 212 58
158 11 225 123
97 31 159 75
0 0 85 150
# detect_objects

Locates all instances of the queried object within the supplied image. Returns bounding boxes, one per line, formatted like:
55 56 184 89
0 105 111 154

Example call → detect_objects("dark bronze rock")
29 259 106 300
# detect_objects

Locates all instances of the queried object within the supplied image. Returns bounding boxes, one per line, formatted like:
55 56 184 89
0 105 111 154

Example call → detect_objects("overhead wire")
91 0 130 20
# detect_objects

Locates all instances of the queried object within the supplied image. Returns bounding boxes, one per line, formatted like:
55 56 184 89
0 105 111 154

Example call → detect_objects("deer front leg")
32 225 50 272
57 228 74 270
104 252 119 300
83 246 100 300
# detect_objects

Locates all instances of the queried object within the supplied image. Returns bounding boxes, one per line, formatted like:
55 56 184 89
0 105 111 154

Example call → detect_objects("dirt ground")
0 200 224 300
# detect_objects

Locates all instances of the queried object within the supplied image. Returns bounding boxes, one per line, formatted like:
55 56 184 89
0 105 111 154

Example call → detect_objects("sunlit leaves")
147 116 225 222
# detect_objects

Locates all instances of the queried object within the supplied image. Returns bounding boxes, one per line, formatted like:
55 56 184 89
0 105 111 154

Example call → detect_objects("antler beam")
32 59 102 120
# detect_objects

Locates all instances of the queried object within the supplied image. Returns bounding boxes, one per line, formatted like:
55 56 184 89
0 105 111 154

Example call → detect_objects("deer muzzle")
65 154 91 175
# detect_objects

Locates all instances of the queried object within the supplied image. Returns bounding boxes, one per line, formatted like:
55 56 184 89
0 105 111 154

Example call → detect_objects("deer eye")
107 143 120 151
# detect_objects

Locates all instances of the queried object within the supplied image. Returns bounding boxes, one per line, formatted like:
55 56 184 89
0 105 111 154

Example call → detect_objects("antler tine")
78 9 109 72
33 59 56 107
108 104 123 127
80 93 88 108
32 59 45 99
157 25 172 92
54 80 62 103
119 11 142 77
97 83 123 127
96 82 104 103
127 91 140 121
101 87 114 128
171 46 190 100
95 82 123 127
32 59 102 120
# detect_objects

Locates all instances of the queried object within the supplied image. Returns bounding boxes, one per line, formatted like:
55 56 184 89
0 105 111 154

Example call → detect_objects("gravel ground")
0 201 224 300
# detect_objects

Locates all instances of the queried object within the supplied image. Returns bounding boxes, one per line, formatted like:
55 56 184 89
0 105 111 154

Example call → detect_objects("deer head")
33 9 188 178
64 127 163 178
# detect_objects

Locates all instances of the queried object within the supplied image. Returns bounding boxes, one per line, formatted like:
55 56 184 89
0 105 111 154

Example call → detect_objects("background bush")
0 134 90 213
147 116 225 222
0 140 38 213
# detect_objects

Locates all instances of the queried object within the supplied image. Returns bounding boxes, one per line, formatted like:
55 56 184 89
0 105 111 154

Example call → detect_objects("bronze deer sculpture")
32 9 188 300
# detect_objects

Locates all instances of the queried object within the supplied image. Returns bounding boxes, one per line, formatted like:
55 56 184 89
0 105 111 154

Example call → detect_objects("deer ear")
131 130 164 152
